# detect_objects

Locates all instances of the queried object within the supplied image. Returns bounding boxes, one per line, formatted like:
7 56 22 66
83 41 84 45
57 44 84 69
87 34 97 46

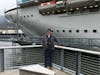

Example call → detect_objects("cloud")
0 0 16 14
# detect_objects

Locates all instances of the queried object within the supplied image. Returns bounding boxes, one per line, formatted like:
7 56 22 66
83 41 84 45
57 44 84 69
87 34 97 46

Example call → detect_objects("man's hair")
47 29 52 32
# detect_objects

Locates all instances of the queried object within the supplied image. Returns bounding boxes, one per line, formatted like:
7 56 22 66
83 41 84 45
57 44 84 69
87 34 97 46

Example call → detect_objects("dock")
0 45 100 75
0 68 70 75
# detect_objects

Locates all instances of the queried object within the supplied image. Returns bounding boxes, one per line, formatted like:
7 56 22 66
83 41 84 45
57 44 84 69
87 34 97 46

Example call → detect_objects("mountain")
0 14 16 29
0 14 37 36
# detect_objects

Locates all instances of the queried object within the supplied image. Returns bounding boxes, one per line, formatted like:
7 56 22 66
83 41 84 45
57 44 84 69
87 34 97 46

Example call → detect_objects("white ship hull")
5 0 100 48
5 6 100 39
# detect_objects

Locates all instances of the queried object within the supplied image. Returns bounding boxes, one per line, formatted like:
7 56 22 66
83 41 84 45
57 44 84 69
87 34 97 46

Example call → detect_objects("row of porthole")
9 14 34 20
23 14 33 18
8 15 98 33
9 14 34 19
51 30 97 33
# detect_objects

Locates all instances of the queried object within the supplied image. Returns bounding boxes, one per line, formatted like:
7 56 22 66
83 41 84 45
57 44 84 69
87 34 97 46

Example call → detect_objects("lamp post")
16 0 19 40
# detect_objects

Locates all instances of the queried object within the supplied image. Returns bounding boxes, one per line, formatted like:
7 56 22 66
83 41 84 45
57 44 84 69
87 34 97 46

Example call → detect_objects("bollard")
0 49 4 72
76 51 81 75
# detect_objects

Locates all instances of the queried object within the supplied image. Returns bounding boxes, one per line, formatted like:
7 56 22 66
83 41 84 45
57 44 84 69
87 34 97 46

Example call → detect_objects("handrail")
0 45 42 49
0 45 100 75
0 44 100 55
55 45 100 55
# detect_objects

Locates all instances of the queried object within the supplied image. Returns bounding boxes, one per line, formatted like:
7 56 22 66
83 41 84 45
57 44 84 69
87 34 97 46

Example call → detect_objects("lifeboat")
56 1 65 8
39 0 56 12
39 0 67 15
67 0 99 9
39 0 100 15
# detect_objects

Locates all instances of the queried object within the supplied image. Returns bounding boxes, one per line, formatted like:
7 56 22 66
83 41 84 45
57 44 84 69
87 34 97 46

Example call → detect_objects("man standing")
42 29 59 70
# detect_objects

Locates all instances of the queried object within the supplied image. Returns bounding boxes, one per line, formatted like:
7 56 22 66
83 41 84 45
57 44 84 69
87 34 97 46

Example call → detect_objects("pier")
1 0 100 75
0 45 100 75
0 68 69 75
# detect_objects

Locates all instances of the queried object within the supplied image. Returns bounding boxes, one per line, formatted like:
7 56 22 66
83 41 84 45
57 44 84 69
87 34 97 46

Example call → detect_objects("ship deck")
0 68 70 75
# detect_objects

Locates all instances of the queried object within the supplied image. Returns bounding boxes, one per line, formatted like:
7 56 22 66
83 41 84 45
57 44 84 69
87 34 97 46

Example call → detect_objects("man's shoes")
48 67 53 70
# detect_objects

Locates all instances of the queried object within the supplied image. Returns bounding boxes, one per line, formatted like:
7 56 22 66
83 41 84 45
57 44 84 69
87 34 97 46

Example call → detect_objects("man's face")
47 31 52 35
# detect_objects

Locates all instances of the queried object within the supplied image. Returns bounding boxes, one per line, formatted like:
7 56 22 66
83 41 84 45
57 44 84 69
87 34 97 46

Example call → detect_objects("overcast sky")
0 0 16 15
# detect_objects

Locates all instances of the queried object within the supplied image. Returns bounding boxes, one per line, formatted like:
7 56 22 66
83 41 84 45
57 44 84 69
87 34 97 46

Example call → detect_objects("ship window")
27 15 29 17
10 15 13 19
84 30 88 33
24 16 25 18
63 30 65 32
76 30 79 33
10 15 12 18
69 30 72 33
93 30 97 33
57 30 59 32
31 14 33 17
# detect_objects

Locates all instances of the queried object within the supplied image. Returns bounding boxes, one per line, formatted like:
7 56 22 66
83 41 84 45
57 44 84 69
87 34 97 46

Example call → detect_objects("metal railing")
55 45 100 75
34 37 100 49
1 35 100 49
0 45 100 75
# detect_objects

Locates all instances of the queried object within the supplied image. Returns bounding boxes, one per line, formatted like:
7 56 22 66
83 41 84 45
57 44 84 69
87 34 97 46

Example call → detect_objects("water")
0 41 13 47
0 41 21 70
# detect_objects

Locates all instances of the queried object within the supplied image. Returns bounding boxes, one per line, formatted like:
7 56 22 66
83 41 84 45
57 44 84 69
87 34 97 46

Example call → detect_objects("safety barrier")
0 45 100 75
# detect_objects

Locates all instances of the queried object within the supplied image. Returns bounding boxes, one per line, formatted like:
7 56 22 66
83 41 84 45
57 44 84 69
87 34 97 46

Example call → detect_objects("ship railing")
59 11 100 17
32 37 100 48
0 44 100 75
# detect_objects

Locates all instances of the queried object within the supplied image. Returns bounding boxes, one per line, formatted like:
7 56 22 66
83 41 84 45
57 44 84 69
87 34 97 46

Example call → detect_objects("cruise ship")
4 0 100 48
3 1 100 75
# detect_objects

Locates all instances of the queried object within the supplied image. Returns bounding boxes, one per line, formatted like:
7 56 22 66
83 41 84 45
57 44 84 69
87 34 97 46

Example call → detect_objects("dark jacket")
42 34 59 50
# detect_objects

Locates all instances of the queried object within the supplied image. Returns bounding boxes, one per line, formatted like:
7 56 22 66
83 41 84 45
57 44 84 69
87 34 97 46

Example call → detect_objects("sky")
0 0 16 15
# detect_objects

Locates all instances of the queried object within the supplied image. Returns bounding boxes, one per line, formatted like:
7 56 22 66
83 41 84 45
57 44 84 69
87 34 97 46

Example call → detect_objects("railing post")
60 49 64 70
0 49 4 72
99 56 100 75
76 51 81 75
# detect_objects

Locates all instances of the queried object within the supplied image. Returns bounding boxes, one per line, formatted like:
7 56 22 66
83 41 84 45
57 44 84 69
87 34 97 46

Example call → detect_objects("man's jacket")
42 34 59 50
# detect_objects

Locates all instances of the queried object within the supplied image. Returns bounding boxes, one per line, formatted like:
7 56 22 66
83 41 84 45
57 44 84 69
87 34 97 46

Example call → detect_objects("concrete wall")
20 70 46 75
